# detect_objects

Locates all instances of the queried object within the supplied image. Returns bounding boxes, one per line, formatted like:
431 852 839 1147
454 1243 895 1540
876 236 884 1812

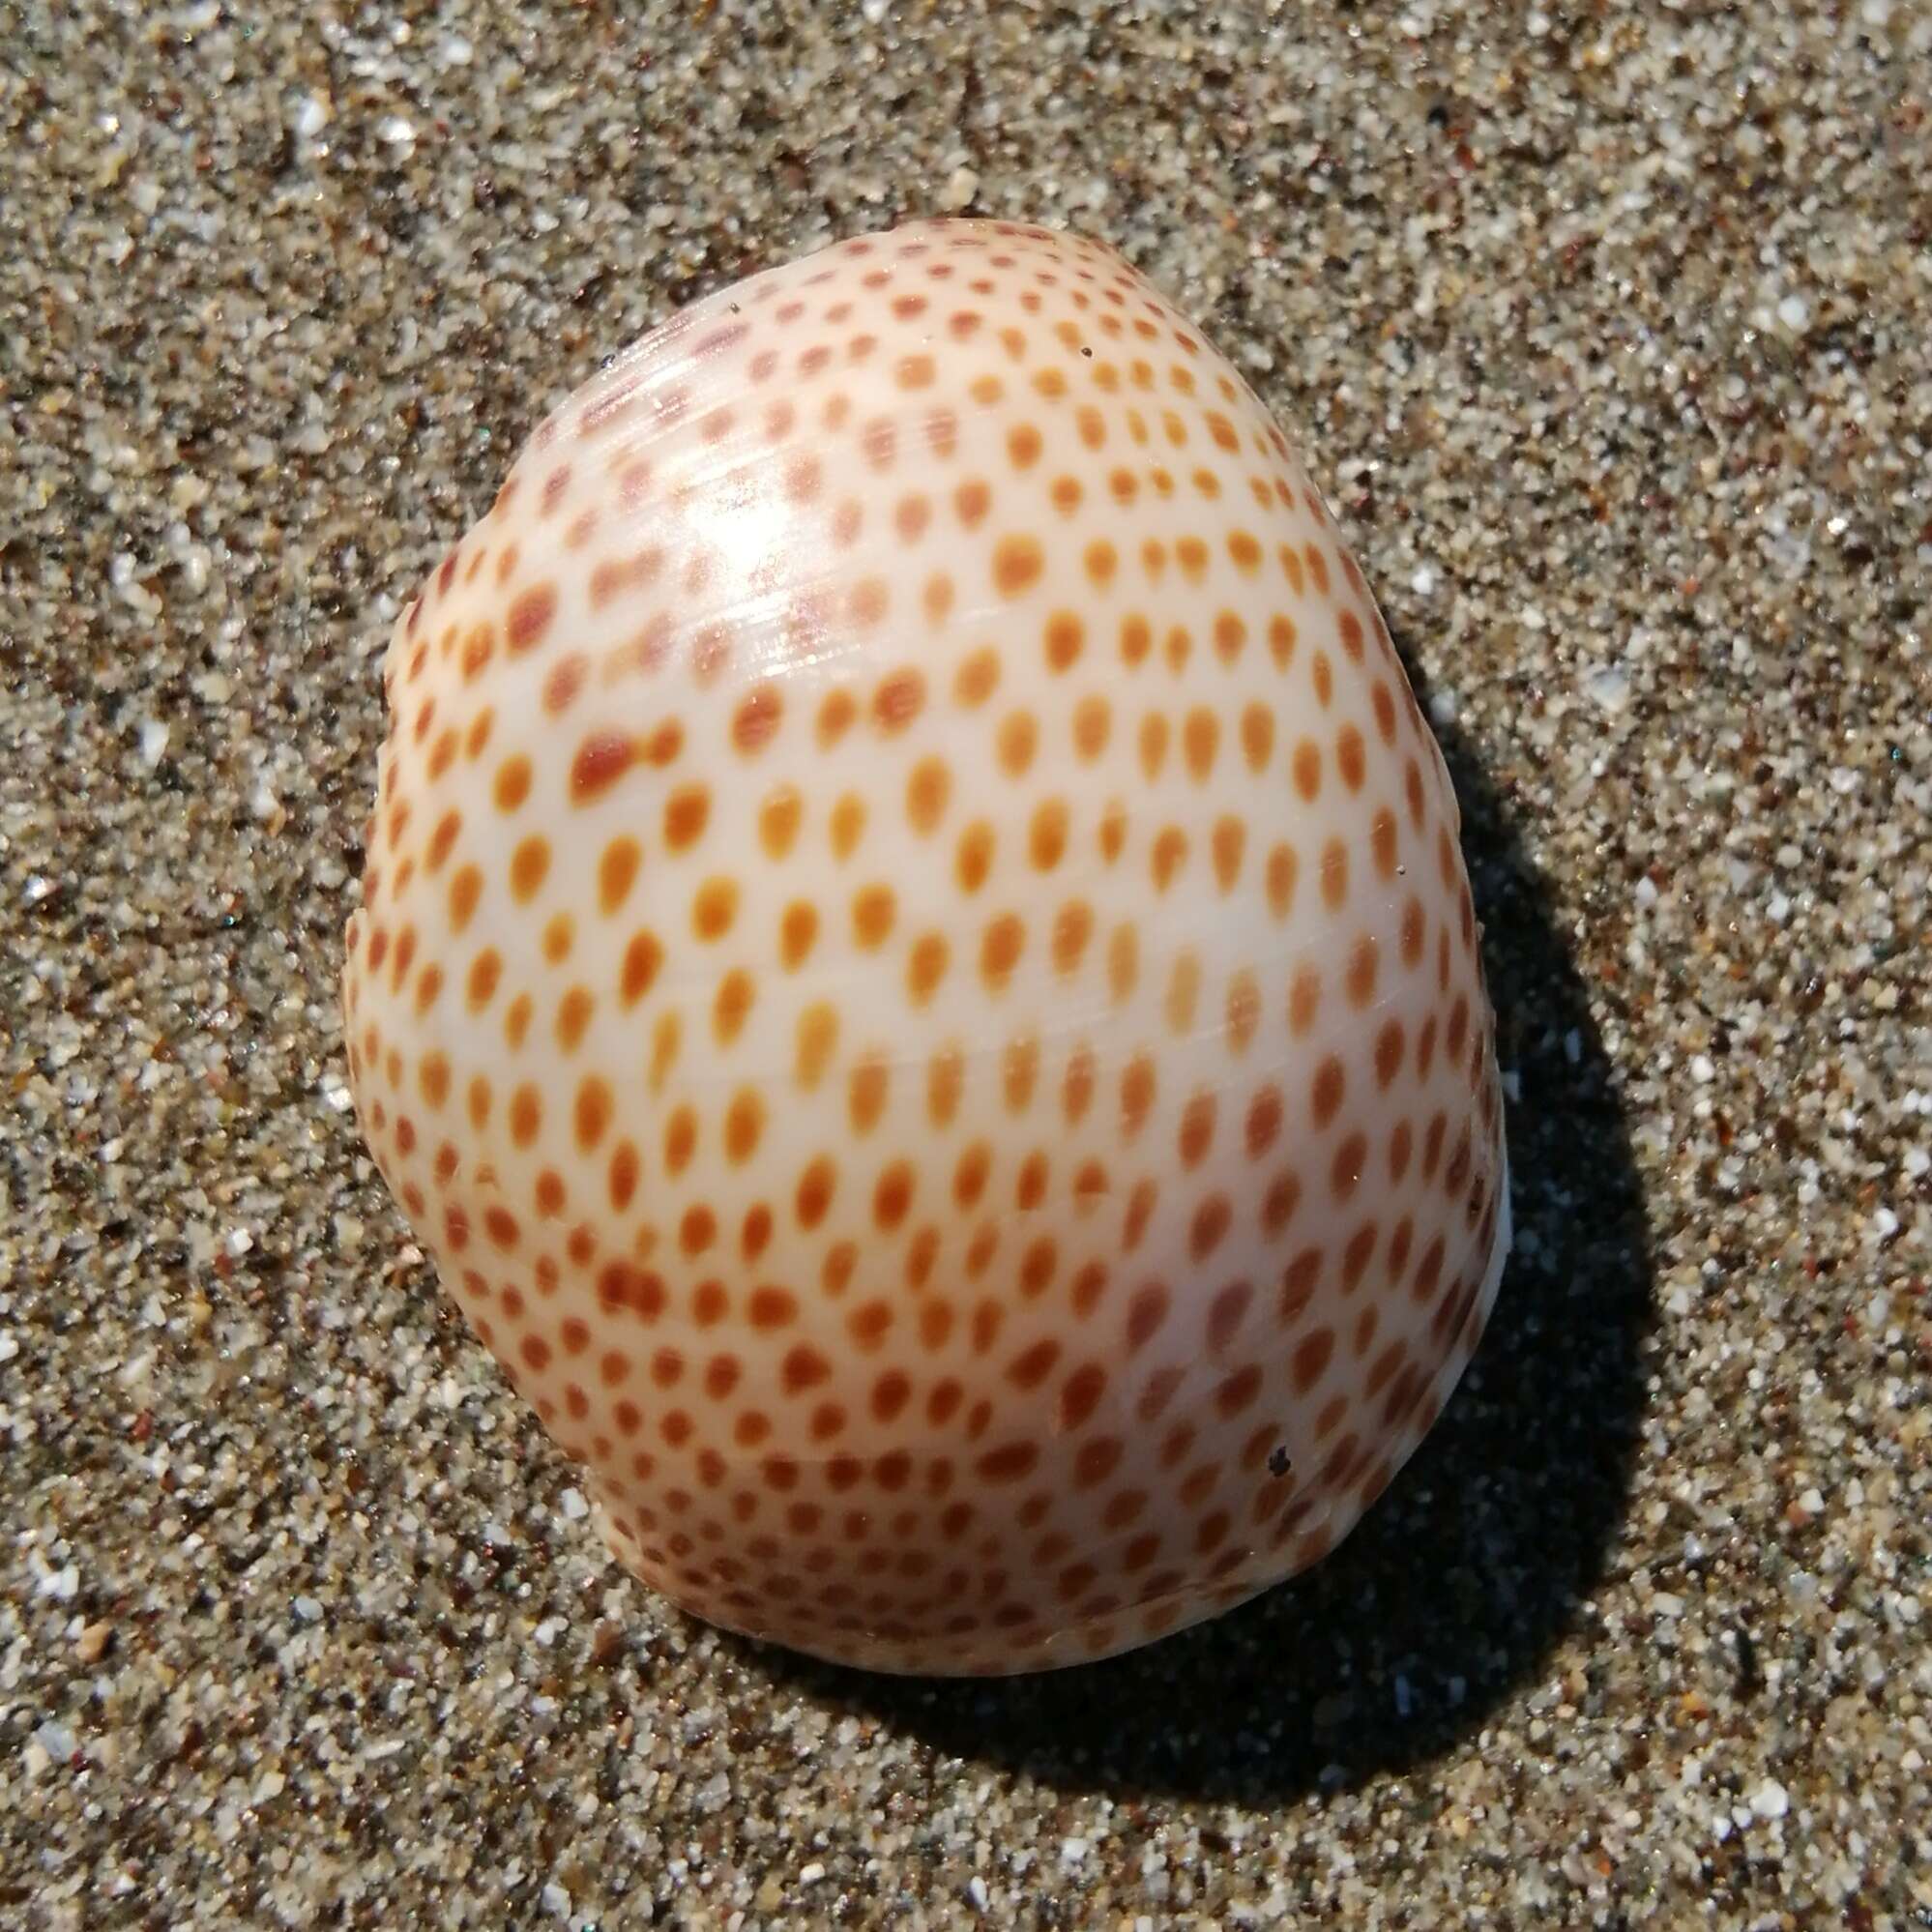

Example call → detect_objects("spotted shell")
340 219 1509 1675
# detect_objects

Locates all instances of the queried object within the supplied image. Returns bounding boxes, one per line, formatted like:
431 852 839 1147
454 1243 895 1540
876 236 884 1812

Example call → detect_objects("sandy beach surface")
4 3 1928 1925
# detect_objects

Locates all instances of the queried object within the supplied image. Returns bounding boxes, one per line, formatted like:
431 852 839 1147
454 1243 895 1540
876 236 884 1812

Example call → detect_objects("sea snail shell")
341 219 1510 1676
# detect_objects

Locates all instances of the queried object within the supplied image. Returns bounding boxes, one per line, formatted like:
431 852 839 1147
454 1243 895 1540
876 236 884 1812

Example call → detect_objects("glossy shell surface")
341 219 1509 1675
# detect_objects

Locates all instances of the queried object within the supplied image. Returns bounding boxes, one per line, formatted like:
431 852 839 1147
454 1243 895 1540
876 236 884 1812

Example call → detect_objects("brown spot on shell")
507 583 557 653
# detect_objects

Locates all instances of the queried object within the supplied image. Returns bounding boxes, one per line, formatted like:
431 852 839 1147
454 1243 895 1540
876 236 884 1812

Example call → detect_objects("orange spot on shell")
600 836 642 915
450 864 483 929
980 913 1025 990
509 839 549 903
1043 611 1084 672
780 900 819 970
575 1076 614 1150
664 784 710 851
760 784 804 860
992 534 1044 598
619 930 663 1006
692 877 738 940
795 1005 838 1088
